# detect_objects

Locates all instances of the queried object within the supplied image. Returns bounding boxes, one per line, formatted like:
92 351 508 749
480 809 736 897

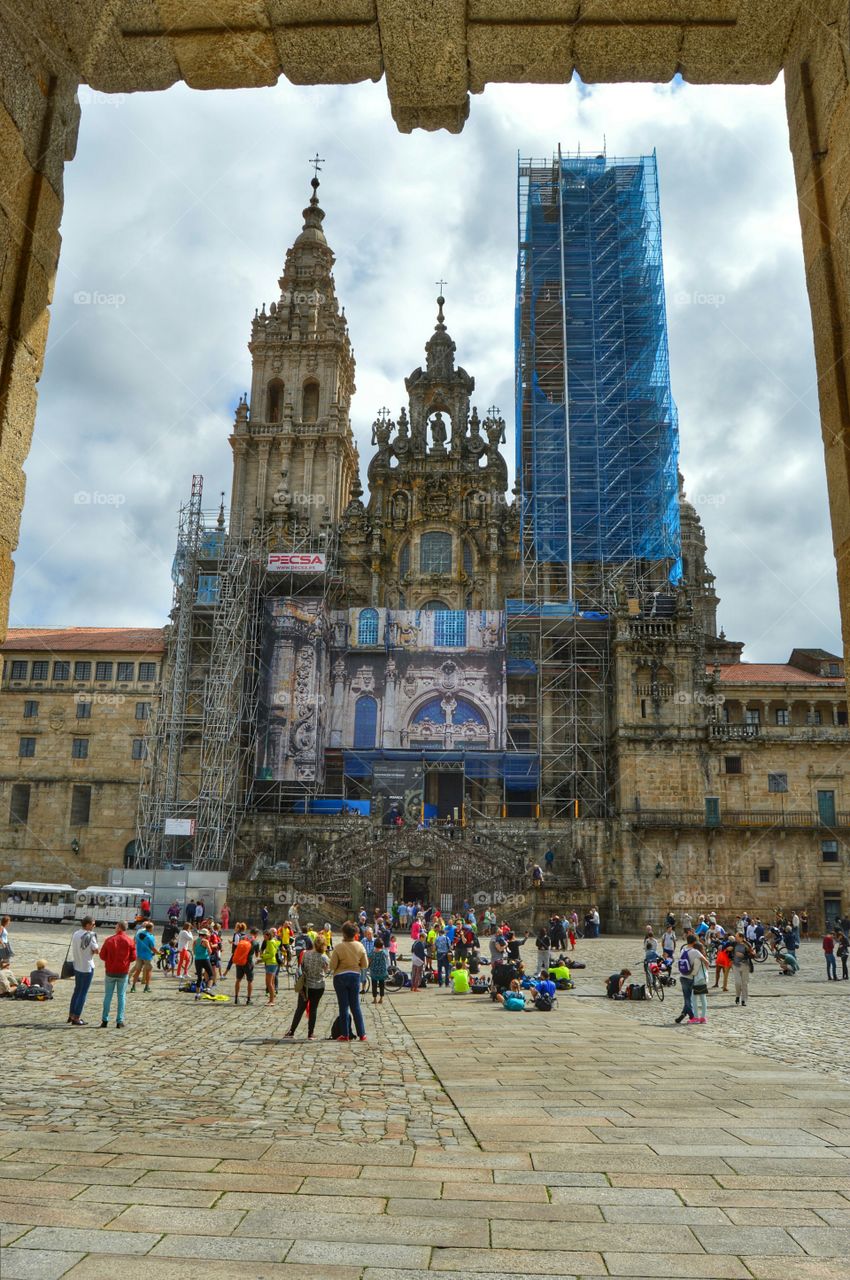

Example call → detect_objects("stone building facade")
3 183 849 931
0 628 163 885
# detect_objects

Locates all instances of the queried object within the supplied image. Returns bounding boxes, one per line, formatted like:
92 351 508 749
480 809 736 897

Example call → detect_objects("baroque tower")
339 296 519 609
229 174 358 534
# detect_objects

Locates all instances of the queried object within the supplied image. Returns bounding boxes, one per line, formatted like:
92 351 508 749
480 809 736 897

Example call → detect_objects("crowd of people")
605 906 849 1024
1 898 846 1036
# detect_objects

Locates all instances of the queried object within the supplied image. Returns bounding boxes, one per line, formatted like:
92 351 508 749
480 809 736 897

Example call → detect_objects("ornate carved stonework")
339 295 520 610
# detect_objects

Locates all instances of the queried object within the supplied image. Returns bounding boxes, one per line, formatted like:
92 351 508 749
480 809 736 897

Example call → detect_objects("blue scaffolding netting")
516 150 682 581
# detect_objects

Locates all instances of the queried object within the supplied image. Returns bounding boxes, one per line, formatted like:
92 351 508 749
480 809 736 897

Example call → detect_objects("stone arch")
266 378 284 423
302 380 320 423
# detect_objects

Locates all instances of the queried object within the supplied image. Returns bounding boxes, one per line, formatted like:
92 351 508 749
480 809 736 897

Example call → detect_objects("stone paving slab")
4 924 850 1278
0 1249 86 1279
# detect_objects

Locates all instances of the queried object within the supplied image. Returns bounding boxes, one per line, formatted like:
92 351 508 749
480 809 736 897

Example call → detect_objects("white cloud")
13 74 839 661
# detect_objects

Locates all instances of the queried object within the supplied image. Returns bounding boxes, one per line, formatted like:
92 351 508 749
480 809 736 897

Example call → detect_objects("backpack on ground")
627 982 647 1000
534 992 554 1011
329 1013 355 1039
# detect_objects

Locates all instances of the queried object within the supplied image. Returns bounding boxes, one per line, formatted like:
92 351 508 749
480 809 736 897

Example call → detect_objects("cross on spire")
436 277 447 296
309 153 325 177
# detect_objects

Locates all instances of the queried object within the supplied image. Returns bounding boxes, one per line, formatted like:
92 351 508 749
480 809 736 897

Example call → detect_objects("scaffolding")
136 477 346 872
135 476 203 867
517 149 681 588
512 150 682 821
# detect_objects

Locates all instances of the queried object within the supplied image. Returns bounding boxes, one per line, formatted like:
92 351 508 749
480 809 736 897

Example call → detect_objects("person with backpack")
67 916 99 1026
369 938 389 1003
731 931 755 1005
688 940 710 1024
674 937 696 1024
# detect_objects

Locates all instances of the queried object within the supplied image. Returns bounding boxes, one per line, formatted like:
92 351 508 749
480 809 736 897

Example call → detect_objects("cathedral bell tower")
229 169 359 537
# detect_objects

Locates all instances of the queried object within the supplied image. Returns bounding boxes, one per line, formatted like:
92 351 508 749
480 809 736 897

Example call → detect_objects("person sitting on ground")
606 969 631 999
29 959 58 991
535 970 557 1001
500 979 527 1010
0 959 19 996
775 945 799 975
550 958 572 986
450 959 471 994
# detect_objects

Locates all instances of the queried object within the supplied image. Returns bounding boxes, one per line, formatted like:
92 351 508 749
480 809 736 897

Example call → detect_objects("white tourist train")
0 881 76 922
73 886 146 926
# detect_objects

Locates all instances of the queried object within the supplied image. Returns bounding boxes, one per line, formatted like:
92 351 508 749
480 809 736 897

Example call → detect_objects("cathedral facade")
3 176 846 932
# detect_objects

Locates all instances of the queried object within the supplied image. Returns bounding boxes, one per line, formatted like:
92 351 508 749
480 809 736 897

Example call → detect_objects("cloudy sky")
12 73 838 660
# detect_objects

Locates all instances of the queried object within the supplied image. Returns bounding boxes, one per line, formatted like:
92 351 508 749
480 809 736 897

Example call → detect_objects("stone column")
784 5 850 691
256 441 270 514
383 658 398 748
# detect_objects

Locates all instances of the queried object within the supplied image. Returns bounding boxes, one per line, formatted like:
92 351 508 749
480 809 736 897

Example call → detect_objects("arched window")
354 695 378 749
463 539 474 575
266 378 284 423
398 541 410 578
302 380 320 423
422 599 449 610
357 608 378 645
420 531 452 574
434 611 467 647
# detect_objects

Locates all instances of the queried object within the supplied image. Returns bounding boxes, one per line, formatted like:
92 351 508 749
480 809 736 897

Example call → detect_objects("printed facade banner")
256 597 328 782
372 759 424 826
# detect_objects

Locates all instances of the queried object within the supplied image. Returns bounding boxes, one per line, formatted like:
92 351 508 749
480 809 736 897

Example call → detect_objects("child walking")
370 938 389 1003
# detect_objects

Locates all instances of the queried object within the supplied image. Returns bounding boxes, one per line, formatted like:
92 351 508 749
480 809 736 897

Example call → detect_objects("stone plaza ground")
2 922 850 1279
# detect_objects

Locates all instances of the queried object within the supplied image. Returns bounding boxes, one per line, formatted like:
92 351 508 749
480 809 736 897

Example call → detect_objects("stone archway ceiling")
65 2 803 133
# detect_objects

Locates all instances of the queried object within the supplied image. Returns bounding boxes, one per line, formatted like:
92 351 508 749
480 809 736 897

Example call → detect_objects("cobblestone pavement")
568 935 850 1086
2 921 849 1280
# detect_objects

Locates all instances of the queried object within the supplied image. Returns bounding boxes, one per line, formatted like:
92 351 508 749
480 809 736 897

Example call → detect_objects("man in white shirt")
68 916 99 1025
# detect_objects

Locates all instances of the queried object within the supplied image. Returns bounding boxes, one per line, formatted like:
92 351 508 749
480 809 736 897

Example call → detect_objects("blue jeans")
69 969 93 1019
826 953 838 979
436 953 451 986
102 974 128 1024
679 976 694 1019
333 972 366 1038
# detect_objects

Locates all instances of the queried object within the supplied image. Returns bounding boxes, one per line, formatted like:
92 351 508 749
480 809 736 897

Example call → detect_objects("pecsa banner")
267 552 327 573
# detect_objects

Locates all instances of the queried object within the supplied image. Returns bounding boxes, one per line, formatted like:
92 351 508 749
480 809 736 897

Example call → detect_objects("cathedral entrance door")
402 875 431 905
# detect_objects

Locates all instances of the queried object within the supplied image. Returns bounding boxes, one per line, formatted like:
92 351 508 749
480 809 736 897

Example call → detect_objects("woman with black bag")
284 934 329 1040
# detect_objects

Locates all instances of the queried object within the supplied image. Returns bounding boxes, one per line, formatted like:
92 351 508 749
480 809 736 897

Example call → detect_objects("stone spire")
228 164 358 533
425 293 457 379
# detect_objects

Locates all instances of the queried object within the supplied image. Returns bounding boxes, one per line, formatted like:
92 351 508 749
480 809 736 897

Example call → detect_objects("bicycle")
645 962 665 1001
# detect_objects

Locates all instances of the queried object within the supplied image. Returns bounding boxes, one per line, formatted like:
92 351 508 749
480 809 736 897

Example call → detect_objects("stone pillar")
255 441 270 514
383 659 398 748
0 37 80 640
784 5 850 692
